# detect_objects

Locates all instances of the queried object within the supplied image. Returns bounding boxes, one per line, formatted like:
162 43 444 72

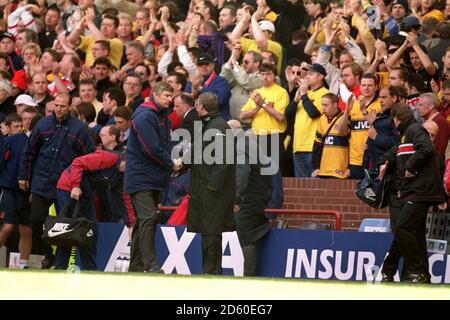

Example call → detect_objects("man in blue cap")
191 53 231 120
401 16 421 34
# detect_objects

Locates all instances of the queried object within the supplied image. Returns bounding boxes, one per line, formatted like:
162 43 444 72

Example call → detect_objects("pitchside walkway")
1 270 449 300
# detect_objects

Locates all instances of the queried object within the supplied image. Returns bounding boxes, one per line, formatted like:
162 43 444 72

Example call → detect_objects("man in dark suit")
173 93 200 140
162 93 200 211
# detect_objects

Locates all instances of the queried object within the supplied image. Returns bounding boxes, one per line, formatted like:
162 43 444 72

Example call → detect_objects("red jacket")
57 150 119 192
168 110 182 130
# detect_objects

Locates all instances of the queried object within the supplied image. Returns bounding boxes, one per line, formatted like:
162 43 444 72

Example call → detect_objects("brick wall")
279 178 389 231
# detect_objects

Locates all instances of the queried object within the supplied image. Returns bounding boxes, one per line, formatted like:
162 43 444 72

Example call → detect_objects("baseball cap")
0 32 15 42
302 63 326 76
14 94 38 107
402 16 421 29
258 20 275 33
197 53 214 65
11 71 27 91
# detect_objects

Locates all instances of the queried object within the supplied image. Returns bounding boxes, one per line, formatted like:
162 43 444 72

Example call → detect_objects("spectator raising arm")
85 8 106 41
140 9 158 49
157 34 176 77
407 33 437 75
304 19 322 55
7 4 38 35
336 95 354 135
160 6 176 40
352 13 376 63
251 7 268 52
230 6 251 43
386 39 409 69
66 16 86 46
176 30 199 77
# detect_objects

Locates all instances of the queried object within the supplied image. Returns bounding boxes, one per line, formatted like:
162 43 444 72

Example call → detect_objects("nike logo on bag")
47 223 74 237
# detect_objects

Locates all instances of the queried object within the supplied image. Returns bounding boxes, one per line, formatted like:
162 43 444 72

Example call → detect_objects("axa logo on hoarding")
160 227 244 276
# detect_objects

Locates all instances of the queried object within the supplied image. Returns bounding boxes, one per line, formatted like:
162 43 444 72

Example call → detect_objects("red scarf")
201 71 217 90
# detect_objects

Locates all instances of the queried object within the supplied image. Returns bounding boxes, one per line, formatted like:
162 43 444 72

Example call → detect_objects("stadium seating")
358 218 391 232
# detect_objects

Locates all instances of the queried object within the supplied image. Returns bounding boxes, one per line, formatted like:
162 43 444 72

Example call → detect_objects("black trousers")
395 200 431 277
382 193 404 278
30 194 59 259
129 190 160 272
201 234 222 275
241 237 265 276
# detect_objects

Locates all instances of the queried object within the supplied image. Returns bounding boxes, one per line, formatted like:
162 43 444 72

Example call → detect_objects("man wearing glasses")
122 73 145 111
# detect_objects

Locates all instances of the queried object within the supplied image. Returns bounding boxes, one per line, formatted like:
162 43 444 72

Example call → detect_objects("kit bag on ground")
355 169 390 209
41 200 95 247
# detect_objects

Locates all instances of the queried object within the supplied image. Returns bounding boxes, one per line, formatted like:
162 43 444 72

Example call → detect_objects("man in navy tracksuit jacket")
18 93 95 268
124 82 179 273
0 116 30 268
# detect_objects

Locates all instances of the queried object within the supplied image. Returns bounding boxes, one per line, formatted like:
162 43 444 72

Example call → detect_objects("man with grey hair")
187 92 236 275
124 81 181 273
417 93 449 158
0 80 15 120
119 41 146 79
221 46 263 125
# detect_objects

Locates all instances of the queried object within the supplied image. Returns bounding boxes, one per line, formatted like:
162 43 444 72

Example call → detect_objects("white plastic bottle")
114 257 123 272
121 257 130 272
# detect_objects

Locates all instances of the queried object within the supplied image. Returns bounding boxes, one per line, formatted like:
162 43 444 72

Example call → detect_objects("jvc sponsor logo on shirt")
350 121 370 130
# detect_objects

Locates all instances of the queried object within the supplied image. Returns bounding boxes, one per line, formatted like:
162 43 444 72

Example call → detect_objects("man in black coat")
173 93 201 140
228 120 272 276
379 103 446 283
187 92 236 275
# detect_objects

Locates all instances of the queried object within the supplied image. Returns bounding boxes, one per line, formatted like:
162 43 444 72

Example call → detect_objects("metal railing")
158 206 342 231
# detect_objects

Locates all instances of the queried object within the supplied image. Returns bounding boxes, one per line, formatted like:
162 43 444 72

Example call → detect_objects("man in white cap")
14 94 38 116
230 6 283 74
